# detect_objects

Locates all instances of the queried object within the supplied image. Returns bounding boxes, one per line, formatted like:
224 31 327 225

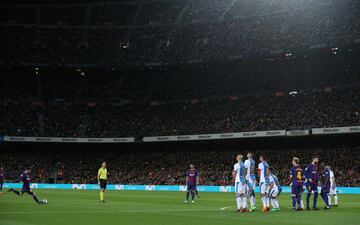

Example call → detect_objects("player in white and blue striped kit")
233 154 250 213
244 152 256 212
258 155 270 212
269 167 282 211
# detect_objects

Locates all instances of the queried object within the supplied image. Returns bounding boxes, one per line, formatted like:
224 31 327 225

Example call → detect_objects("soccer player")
320 163 331 209
304 156 320 210
258 155 270 212
244 152 256 211
8 169 46 204
289 157 304 211
195 190 200 198
185 164 199 203
233 155 242 211
269 167 281 212
328 166 339 207
98 162 108 203
0 167 4 193
233 154 249 213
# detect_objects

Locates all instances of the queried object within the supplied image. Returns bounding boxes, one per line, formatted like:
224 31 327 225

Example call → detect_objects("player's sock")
250 191 255 207
236 195 242 209
261 196 266 208
321 192 329 206
274 199 280 209
270 198 275 208
328 194 332 206
291 196 297 209
11 189 21 196
33 195 40 204
191 191 195 200
313 192 318 208
296 195 302 208
195 190 199 197
100 192 104 202
0 183 3 191
242 196 247 209
186 191 190 201
306 193 311 208
250 197 255 208
334 195 338 205
265 196 270 208
300 199 305 209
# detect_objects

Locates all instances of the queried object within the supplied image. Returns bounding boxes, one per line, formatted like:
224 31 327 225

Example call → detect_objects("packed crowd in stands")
1 147 359 187
0 0 359 189
0 0 359 66
1 53 359 137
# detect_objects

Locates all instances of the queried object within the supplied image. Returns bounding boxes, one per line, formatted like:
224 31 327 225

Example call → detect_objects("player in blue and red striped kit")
320 163 331 209
304 156 320 210
184 164 199 203
289 157 304 211
8 169 46 204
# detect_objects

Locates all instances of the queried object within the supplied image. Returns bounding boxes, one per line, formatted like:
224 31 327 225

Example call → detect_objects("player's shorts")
259 182 270 195
291 185 303 196
21 187 33 195
235 182 247 195
329 187 337 195
269 185 281 198
100 179 107 189
247 177 256 190
187 183 196 191
321 186 330 194
306 182 318 193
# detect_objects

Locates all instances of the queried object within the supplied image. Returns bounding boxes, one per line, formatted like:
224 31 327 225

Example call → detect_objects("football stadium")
0 0 360 225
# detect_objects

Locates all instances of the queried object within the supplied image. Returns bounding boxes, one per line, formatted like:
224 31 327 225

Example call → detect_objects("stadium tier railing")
1 126 360 143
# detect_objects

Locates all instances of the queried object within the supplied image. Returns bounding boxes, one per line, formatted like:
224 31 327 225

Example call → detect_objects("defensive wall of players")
1 125 360 143
2 183 360 194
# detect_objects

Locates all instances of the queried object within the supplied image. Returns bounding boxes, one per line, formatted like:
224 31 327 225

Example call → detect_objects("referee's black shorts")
99 179 107 189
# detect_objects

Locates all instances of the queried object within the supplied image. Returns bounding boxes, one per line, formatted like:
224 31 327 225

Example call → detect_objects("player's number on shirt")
297 171 302 181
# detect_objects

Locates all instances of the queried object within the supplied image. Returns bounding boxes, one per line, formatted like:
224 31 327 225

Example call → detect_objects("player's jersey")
21 173 31 190
305 163 319 183
329 170 336 187
290 165 303 187
237 161 247 183
186 169 199 185
258 161 269 183
322 168 331 189
270 173 281 188
98 167 107 180
244 158 256 180
0 170 4 181
233 163 240 183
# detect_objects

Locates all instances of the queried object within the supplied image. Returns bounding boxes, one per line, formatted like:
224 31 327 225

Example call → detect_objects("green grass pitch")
1 189 359 225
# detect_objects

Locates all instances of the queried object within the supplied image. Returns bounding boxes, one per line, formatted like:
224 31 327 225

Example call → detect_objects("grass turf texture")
1 189 359 225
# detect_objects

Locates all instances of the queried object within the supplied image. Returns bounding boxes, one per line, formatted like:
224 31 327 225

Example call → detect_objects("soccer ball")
42 199 48 204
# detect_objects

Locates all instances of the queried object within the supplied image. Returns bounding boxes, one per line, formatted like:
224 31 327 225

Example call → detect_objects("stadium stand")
0 0 358 66
0 0 359 188
1 53 359 137
1 147 359 186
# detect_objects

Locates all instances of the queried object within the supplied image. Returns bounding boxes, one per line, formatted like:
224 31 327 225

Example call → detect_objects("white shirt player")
329 170 336 188
244 158 256 181
258 162 266 183
233 163 240 183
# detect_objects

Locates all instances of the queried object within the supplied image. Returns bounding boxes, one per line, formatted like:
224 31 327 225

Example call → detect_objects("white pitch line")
0 208 224 214
220 206 232 210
